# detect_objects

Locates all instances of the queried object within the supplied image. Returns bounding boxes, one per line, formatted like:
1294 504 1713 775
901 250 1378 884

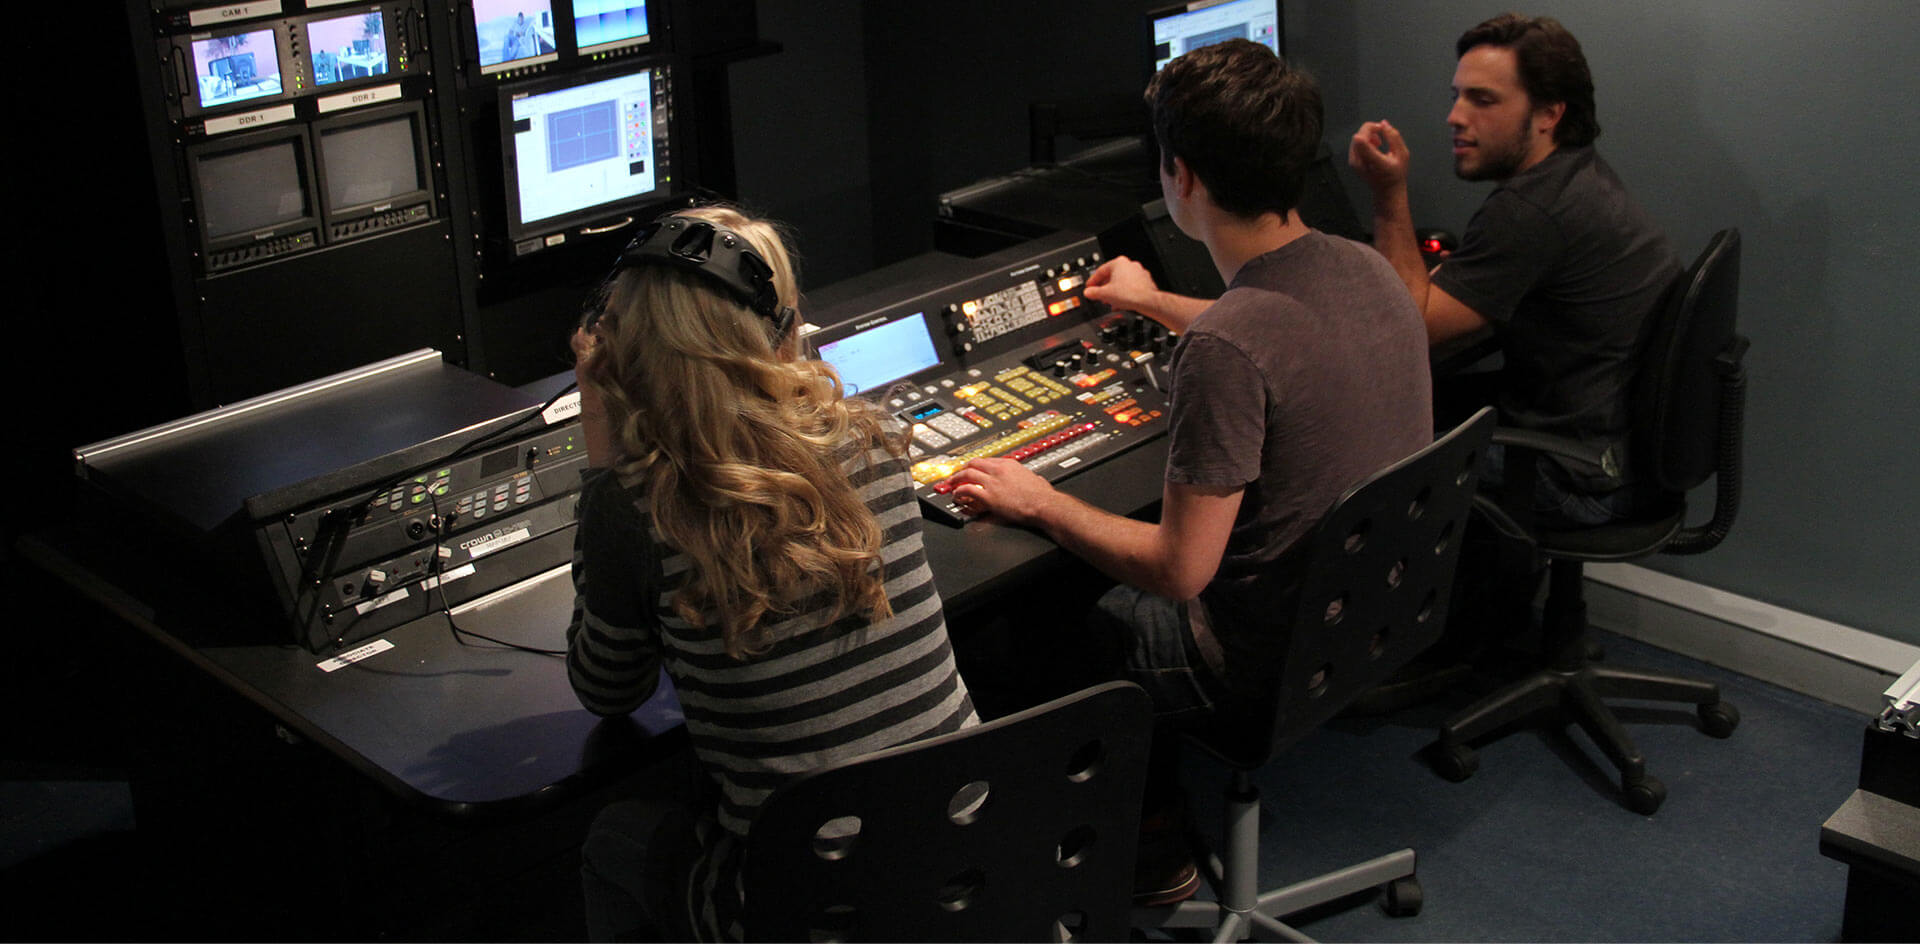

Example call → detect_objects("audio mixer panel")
806 233 1179 525
252 419 590 652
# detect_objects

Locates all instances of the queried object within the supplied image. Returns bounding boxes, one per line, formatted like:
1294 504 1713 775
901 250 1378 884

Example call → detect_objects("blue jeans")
1089 585 1228 724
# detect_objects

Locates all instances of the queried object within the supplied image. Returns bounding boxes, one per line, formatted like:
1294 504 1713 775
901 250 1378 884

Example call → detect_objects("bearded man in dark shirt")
1349 13 1680 525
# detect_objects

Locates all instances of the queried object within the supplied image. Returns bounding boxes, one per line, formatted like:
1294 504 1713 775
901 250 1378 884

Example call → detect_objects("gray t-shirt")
1432 146 1681 489
1167 230 1432 696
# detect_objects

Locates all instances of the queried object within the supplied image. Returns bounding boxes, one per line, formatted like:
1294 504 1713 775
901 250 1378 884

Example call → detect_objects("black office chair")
1136 408 1494 942
740 680 1153 942
1430 228 1749 815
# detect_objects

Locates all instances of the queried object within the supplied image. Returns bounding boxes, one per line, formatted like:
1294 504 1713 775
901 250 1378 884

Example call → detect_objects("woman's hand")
572 325 616 468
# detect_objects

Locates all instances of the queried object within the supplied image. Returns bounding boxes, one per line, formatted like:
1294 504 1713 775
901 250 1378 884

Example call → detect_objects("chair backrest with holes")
739 680 1154 943
1192 408 1495 771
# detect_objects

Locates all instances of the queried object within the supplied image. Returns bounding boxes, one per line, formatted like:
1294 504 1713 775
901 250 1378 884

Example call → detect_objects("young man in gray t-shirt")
946 38 1432 905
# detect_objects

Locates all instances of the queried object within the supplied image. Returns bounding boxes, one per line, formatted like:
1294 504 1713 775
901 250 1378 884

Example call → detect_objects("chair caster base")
1432 741 1478 782
1382 875 1423 917
1622 773 1666 815
1698 700 1740 738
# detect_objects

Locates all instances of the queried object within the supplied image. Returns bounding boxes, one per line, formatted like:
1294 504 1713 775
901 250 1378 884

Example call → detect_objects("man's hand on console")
1085 256 1213 333
947 457 1060 528
1084 255 1162 314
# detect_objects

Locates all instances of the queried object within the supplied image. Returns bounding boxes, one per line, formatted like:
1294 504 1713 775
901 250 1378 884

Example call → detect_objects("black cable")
427 481 566 656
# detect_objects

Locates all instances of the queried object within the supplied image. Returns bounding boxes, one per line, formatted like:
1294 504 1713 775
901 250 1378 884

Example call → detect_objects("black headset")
597 215 797 339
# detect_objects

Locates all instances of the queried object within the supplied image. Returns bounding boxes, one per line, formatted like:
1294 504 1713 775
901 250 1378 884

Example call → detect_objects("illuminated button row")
911 412 1076 485
931 420 1099 493
1000 421 1100 464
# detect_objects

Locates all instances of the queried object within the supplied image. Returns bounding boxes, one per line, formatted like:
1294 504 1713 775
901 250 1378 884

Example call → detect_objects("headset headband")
613 217 792 337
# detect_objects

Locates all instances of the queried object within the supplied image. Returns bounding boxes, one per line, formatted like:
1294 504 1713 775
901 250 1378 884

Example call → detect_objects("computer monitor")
313 102 435 240
1148 0 1282 71
574 0 652 56
188 28 285 110
497 58 680 252
473 0 559 74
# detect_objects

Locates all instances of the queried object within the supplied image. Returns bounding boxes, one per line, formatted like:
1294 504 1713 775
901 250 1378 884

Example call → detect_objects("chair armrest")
1469 492 1537 546
1490 427 1621 482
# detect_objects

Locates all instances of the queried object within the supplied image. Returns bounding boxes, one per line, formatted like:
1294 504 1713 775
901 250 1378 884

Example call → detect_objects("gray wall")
731 1 1920 647
1287 1 1920 645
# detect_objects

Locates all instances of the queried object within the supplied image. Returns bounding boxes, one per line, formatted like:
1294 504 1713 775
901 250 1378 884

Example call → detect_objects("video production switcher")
805 233 1179 524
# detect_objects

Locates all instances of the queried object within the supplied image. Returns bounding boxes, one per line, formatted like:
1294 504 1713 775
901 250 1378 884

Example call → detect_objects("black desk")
26 438 1160 820
21 525 682 817
35 311 1489 820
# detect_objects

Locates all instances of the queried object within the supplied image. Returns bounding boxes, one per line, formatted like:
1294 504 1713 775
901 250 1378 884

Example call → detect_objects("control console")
251 418 588 653
805 233 1178 525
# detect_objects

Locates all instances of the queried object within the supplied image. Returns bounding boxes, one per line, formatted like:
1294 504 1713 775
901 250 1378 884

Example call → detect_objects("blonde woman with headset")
565 206 977 941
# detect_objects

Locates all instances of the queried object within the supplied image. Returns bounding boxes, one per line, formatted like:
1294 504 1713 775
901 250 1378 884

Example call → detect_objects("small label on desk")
318 638 394 673
542 391 582 425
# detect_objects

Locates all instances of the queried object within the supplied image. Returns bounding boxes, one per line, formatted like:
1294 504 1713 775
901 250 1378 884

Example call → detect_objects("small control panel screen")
816 313 942 395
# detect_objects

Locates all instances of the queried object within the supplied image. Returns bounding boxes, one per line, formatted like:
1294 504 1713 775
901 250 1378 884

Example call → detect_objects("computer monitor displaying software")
1150 0 1281 71
500 60 677 247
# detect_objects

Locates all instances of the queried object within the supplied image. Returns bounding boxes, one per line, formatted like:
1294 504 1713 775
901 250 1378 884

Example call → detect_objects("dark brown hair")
1457 13 1600 147
1146 38 1322 220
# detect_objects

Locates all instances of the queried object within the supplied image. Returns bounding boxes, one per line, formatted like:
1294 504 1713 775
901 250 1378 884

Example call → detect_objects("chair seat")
1536 504 1683 561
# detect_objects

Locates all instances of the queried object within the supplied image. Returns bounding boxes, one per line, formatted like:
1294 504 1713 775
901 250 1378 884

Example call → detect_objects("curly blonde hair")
576 206 904 659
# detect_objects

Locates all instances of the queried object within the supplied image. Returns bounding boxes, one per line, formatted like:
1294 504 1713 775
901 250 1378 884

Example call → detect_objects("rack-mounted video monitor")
158 2 425 124
185 125 322 273
1148 0 1282 71
473 0 559 75
306 8 393 87
312 101 437 243
186 27 287 112
573 0 652 56
497 57 681 256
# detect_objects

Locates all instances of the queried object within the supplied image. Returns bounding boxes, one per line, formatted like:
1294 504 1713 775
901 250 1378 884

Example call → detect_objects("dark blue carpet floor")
1174 631 1867 942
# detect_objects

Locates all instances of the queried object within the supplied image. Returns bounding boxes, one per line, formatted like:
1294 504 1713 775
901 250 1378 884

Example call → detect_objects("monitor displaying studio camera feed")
189 28 286 110
473 0 559 74
306 10 391 87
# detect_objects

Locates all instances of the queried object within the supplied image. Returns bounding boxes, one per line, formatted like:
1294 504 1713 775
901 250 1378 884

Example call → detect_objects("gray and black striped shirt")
566 432 976 940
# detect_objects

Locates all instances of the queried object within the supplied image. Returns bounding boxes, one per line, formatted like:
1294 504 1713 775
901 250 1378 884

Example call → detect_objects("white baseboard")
1583 563 1919 717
